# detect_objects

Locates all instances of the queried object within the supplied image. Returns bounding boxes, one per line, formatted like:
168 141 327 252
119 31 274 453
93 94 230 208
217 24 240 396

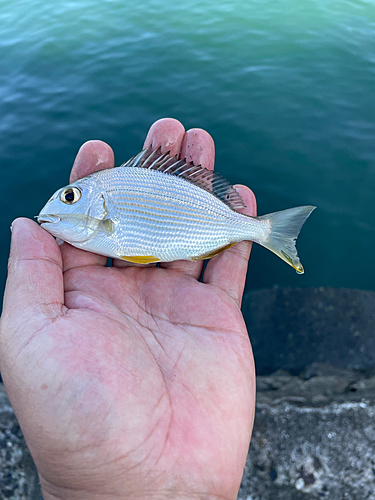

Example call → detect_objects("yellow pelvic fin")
119 255 161 264
192 243 236 261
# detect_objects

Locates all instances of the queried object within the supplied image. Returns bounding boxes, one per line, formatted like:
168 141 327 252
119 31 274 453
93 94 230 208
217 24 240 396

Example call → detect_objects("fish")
37 146 315 273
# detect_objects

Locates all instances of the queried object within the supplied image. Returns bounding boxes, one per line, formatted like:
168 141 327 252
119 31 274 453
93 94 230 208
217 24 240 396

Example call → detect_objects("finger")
143 117 185 155
62 141 114 272
113 118 185 269
179 127 215 169
160 128 215 279
70 140 115 183
203 186 257 307
1 218 64 347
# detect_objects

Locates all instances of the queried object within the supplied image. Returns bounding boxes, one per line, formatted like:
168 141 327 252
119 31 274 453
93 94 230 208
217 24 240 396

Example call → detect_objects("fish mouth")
36 214 61 224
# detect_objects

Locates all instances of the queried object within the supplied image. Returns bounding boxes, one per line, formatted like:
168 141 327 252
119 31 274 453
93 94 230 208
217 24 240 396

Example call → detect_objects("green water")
1 0 374 295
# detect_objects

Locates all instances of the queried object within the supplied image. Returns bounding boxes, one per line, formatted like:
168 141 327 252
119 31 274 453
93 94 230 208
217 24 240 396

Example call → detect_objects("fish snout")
36 214 61 224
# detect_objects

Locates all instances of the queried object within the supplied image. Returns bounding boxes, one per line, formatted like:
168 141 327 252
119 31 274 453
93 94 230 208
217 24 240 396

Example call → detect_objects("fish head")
37 177 109 243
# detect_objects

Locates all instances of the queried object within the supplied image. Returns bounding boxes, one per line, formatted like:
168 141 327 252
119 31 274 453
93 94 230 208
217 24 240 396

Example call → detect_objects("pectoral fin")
101 218 115 236
119 255 161 264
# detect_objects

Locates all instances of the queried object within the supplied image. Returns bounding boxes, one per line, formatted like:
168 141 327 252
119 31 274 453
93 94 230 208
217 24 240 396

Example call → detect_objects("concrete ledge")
242 287 375 375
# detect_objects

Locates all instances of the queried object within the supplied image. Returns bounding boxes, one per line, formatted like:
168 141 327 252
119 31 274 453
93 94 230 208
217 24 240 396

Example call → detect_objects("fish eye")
60 187 81 204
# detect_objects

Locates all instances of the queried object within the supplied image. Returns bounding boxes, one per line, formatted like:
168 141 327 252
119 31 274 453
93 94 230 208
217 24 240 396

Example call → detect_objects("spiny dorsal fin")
119 146 246 211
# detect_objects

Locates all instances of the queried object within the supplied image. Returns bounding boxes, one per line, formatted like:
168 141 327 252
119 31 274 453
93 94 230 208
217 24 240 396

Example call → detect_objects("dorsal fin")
119 146 246 210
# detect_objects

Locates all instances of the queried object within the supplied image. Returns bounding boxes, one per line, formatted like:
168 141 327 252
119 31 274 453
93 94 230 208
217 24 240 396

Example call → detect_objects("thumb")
1 218 64 333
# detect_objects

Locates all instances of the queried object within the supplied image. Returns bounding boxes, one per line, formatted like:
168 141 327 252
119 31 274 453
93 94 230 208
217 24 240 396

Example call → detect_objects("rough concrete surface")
0 385 41 499
239 363 375 500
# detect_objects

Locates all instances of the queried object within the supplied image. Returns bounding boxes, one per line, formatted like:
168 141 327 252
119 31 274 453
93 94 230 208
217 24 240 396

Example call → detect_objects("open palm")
0 119 256 500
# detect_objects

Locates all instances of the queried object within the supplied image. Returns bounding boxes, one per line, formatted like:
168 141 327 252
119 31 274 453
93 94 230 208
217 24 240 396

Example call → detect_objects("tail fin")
257 206 316 274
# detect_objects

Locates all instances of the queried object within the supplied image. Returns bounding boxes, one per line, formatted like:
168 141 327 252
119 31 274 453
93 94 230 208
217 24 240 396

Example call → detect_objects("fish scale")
88 167 247 261
91 166 246 261
38 146 315 271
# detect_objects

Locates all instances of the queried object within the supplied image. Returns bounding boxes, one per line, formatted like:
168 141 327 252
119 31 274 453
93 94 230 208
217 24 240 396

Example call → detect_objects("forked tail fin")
257 206 316 274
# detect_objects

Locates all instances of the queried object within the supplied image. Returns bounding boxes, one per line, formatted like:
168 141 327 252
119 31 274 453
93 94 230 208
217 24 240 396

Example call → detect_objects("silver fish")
38 146 315 272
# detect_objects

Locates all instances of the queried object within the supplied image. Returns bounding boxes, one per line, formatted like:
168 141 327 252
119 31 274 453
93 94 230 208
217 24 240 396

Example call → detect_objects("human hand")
0 118 257 500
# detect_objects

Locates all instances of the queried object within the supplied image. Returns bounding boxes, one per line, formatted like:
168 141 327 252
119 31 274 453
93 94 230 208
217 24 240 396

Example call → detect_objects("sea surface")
0 0 374 296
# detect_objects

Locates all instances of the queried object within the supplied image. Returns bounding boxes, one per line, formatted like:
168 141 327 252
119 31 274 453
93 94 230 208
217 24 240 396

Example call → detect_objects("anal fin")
119 255 161 264
192 243 236 261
